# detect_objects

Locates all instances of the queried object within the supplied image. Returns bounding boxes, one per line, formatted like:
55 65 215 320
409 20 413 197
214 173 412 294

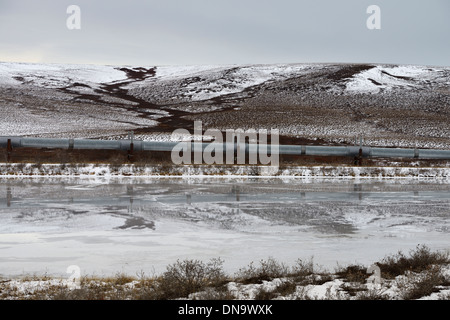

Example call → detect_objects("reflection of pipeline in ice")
186 193 192 205
184 186 243 216
2 185 450 209
127 185 134 213
185 192 243 215
185 185 241 205
6 187 11 207
354 184 363 201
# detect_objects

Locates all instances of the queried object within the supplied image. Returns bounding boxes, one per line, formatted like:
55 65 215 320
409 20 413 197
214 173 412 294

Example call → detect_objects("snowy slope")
0 62 128 88
0 62 158 139
128 64 316 102
345 65 450 93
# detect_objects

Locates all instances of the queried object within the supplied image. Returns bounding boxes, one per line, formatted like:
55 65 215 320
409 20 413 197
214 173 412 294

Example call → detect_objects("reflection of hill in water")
133 196 450 236
1 178 449 235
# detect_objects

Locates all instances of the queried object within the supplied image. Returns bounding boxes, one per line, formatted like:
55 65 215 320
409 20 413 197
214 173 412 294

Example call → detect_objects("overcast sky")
0 0 449 67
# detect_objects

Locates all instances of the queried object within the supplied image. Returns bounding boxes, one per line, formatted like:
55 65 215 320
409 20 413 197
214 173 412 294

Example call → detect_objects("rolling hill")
1 62 449 149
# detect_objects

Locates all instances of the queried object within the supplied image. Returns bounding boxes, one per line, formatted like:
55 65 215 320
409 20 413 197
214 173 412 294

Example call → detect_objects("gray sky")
0 0 449 67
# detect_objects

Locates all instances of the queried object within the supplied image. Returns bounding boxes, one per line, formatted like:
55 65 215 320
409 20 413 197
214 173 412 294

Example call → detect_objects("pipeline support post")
358 147 363 166
355 136 364 166
128 142 134 161
6 139 12 162
127 131 134 162
68 138 74 151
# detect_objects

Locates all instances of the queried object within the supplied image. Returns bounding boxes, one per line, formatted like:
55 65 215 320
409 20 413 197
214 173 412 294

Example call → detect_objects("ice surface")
0 177 448 278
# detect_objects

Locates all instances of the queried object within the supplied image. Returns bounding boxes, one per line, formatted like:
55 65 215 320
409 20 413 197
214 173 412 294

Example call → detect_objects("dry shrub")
377 245 449 279
291 257 316 279
235 257 290 284
155 258 227 300
336 264 368 283
401 265 448 300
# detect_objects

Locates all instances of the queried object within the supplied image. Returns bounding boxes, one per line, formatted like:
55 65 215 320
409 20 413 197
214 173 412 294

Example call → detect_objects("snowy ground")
1 263 449 300
1 163 450 179
345 65 449 94
0 62 128 89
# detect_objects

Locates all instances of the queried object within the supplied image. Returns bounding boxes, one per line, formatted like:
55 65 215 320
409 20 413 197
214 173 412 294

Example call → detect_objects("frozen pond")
0 176 449 278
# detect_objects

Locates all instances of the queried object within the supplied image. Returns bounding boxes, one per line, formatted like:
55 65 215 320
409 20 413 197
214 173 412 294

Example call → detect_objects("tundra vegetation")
0 245 449 300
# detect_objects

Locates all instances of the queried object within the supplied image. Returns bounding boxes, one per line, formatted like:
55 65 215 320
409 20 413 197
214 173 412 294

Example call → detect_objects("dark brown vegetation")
2 146 448 168
376 244 450 279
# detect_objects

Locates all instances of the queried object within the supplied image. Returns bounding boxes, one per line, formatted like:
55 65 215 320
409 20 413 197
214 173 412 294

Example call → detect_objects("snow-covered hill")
0 62 127 89
345 65 450 93
0 61 449 149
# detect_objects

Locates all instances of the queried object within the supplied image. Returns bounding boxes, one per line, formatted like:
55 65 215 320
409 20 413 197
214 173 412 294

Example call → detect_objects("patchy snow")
126 63 317 102
2 264 449 300
345 65 449 93
0 62 128 88
176 64 312 101
0 100 157 138
152 65 231 80
1 163 450 179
